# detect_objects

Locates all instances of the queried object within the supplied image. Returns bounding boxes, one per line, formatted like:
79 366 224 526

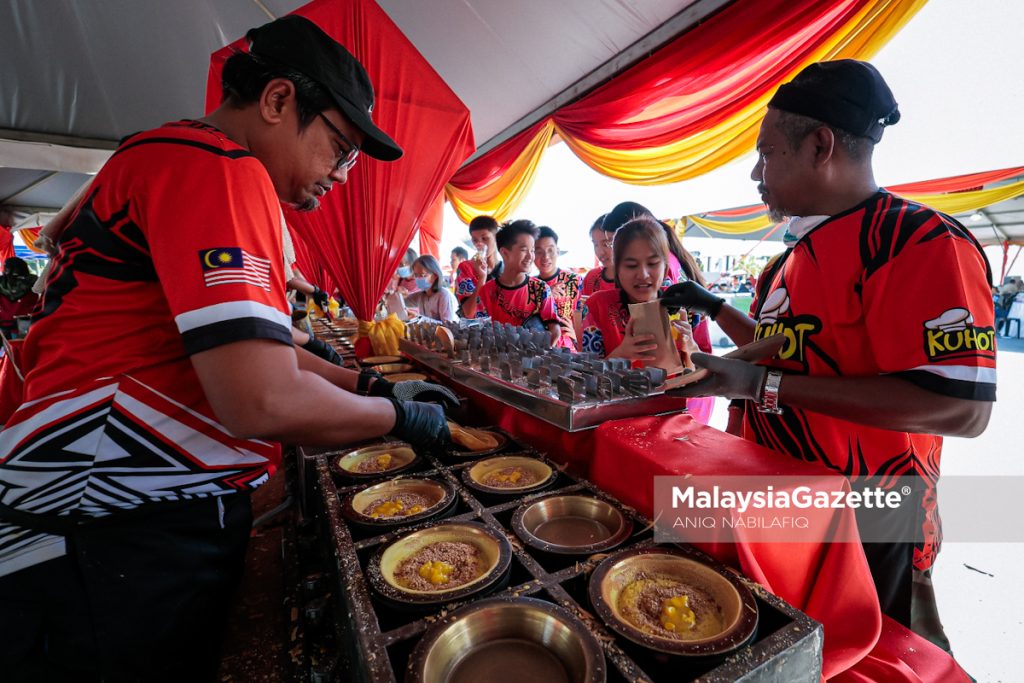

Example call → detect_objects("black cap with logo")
246 15 403 161
768 59 900 143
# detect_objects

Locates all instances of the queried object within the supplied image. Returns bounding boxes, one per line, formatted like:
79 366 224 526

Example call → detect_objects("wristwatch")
757 369 784 414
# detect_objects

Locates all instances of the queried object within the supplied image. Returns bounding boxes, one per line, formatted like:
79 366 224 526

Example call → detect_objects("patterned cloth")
580 266 616 298
477 276 558 328
743 191 996 572
540 269 582 349
454 259 502 318
0 120 289 577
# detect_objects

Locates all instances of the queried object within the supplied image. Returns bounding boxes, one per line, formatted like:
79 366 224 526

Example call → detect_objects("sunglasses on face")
316 112 360 171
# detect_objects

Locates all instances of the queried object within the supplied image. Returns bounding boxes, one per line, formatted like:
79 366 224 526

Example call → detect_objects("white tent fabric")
0 0 714 223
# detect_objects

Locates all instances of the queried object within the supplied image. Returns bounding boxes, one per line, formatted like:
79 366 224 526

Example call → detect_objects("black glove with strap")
665 352 768 401
311 287 330 311
301 337 342 366
369 377 460 412
387 399 452 450
661 281 726 320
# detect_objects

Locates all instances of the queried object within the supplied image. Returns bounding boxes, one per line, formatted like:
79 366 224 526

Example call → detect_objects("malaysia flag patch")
199 247 272 291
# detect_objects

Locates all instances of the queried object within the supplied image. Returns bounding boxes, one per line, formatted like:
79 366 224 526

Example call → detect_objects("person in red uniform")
477 220 561 346
601 202 713 353
581 213 616 298
579 218 714 424
534 226 582 350
0 16 455 681
455 215 503 318
668 60 995 648
0 258 38 339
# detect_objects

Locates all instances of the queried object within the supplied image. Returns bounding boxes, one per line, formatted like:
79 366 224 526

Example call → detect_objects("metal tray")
399 339 688 432
302 439 823 682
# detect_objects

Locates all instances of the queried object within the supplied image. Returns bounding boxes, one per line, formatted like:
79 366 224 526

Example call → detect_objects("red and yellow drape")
684 165 1024 236
446 0 926 223
206 0 475 332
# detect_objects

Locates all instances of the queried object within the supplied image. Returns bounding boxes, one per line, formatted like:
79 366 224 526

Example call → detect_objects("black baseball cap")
768 59 900 143
246 15 403 160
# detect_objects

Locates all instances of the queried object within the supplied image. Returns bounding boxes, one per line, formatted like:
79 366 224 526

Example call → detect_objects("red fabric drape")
891 165 1024 194
447 119 549 192
554 0 872 150
418 193 444 258
207 0 475 321
448 0 922 211
286 220 336 294
0 229 14 264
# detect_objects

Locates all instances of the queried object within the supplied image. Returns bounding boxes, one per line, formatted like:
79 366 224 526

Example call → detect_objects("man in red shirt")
534 226 582 349
670 60 995 649
0 16 453 681
455 215 503 318
477 220 561 347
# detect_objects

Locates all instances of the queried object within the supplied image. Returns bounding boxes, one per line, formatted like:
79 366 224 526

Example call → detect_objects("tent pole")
741 223 783 260
1005 245 1022 282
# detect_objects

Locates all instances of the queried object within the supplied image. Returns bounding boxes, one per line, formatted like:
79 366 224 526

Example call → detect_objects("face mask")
397 267 412 278
415 276 432 290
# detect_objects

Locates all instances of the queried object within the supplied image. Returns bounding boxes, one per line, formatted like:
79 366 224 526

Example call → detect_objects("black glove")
665 352 768 401
388 399 452 450
311 287 330 311
369 377 460 412
661 282 726 319
357 368 384 395
301 337 342 366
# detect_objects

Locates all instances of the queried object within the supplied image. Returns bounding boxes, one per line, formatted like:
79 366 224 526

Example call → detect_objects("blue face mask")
415 276 432 291
397 267 412 278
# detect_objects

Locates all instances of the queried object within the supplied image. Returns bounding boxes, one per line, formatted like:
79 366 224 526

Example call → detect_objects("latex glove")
388 399 452 450
661 282 726 319
370 378 460 412
666 352 768 401
609 318 657 362
301 337 342 366
311 287 330 311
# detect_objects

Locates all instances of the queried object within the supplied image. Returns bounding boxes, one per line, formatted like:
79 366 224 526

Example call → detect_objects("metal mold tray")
302 439 823 683
399 339 687 432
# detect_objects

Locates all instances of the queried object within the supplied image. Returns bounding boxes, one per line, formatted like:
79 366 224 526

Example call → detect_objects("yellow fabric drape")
901 179 1024 216
681 178 1024 236
445 0 926 221
13 228 49 254
561 0 926 185
445 121 555 223
687 212 775 235
357 313 406 356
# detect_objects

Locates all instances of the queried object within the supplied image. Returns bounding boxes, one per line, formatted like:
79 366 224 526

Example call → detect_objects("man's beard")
767 205 788 223
291 197 320 212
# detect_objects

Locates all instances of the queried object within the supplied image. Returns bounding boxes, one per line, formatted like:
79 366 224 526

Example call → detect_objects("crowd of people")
0 11 999 682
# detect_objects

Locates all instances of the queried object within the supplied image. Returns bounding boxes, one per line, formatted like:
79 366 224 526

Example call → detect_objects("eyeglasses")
316 112 360 171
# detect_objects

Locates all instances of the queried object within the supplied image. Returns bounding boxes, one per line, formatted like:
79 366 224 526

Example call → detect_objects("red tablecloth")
459 387 969 682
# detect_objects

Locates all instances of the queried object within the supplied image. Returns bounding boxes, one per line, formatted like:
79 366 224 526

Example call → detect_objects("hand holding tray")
663 334 786 390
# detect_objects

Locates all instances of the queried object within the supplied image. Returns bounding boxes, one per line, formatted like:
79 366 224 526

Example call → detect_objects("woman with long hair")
580 218 715 424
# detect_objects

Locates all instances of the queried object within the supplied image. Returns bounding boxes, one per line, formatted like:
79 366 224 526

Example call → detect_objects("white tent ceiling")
0 0 726 225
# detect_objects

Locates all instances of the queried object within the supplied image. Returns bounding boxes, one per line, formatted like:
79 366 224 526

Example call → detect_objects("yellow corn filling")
368 500 425 518
660 595 696 632
418 560 454 585
490 468 523 484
